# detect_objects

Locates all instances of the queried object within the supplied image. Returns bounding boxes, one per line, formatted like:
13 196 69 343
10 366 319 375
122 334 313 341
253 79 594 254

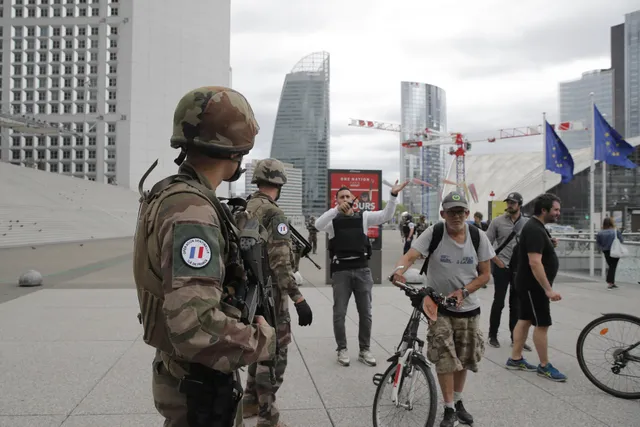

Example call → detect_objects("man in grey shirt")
392 191 494 427
485 192 532 351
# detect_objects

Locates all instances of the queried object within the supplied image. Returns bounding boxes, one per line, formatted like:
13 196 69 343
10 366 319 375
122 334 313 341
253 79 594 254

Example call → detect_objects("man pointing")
315 180 409 367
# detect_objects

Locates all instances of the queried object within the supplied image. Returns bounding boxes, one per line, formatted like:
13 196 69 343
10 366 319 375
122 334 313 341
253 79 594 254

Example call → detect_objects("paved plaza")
0 230 639 427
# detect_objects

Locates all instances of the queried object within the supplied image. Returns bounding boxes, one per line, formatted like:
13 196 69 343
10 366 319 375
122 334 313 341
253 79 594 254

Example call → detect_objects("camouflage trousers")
309 232 317 253
293 249 301 272
426 313 485 375
151 350 244 427
243 316 291 427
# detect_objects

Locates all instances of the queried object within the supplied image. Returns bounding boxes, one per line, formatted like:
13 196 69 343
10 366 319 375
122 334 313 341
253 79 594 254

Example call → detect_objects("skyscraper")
270 51 330 217
400 81 446 220
244 159 304 226
611 23 626 136
558 69 614 149
0 0 233 197
624 10 640 138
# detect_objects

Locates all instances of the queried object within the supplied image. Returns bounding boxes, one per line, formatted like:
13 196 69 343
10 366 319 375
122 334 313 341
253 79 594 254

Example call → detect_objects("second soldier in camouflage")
242 158 314 427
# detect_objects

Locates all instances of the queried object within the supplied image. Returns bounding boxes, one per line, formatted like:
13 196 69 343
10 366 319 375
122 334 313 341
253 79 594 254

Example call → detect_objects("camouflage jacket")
245 191 304 316
133 162 275 374
306 221 318 234
416 221 428 235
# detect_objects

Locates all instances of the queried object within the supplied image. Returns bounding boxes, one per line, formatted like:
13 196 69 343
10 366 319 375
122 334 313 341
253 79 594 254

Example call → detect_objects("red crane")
348 118 587 195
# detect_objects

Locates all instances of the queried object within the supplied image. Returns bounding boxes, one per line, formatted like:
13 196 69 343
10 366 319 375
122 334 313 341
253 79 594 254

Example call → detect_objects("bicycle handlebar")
388 275 458 309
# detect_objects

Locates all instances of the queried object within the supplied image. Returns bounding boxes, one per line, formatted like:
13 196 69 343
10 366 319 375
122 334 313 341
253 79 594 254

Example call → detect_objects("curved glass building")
400 81 447 220
270 52 330 217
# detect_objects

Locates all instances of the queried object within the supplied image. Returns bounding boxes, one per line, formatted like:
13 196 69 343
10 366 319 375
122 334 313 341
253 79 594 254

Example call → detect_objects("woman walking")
596 218 623 290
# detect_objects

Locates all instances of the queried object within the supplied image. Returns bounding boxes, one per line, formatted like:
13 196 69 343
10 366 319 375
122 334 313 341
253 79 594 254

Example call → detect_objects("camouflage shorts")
426 313 485 374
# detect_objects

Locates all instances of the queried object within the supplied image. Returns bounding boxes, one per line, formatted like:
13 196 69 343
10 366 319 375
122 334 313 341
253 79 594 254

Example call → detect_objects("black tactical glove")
294 299 313 326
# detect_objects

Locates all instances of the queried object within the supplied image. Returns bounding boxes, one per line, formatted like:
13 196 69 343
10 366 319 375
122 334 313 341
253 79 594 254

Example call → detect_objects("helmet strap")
174 148 188 166
224 160 245 183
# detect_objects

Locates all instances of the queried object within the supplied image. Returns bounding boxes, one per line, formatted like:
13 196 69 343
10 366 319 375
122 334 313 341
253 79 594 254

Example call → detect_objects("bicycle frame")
388 304 430 408
374 273 456 411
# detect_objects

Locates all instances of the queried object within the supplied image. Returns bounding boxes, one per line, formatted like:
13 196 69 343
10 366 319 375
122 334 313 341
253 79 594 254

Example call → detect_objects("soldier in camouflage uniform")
133 86 276 427
415 215 428 237
306 216 318 254
242 158 314 427
292 240 303 273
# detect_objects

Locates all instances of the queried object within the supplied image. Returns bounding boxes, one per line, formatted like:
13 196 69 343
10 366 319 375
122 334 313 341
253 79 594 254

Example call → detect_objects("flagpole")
542 112 547 194
600 106 608 278
589 92 595 277
601 160 607 279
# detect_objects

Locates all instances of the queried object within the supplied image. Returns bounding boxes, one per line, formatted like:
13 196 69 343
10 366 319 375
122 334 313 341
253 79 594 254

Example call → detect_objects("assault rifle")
237 217 278 385
289 222 321 270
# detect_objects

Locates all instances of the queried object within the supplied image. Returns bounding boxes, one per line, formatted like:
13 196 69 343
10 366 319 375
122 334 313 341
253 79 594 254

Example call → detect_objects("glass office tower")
400 81 446 220
558 69 614 149
270 51 330 217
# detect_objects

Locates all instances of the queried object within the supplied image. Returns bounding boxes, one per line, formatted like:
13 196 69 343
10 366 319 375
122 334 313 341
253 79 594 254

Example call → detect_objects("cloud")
229 0 637 198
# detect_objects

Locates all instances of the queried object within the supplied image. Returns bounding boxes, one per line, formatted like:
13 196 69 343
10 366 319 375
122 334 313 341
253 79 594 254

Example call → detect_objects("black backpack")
419 222 480 275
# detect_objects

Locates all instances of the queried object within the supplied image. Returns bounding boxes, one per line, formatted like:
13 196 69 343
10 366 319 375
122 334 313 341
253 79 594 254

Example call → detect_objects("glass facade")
625 10 640 138
612 24 626 136
270 52 330 217
558 69 614 149
400 81 446 220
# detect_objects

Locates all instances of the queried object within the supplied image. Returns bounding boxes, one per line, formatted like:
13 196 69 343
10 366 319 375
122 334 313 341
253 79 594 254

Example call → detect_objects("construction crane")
348 118 587 197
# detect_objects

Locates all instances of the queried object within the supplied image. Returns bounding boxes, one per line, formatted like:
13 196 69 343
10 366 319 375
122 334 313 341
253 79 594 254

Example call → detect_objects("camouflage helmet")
170 86 259 157
251 158 288 186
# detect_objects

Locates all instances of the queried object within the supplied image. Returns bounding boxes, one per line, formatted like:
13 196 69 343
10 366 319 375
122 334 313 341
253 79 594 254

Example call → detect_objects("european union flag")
594 105 637 169
545 120 574 183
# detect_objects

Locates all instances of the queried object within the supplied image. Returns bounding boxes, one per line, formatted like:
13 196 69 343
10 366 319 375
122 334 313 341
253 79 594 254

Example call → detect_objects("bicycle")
371 275 458 427
576 312 640 399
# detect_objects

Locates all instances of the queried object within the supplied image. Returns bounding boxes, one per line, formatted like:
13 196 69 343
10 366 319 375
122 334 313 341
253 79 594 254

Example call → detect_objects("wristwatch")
461 287 470 299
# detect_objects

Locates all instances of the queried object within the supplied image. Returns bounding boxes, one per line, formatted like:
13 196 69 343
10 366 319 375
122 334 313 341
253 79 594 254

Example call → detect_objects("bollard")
18 270 43 287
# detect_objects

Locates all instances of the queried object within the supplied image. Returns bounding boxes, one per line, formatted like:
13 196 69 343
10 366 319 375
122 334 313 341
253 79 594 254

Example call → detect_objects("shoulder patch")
276 222 289 235
271 215 291 240
172 223 221 279
181 237 212 268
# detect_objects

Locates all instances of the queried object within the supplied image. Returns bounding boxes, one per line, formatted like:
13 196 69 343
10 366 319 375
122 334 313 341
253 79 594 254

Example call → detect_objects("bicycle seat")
403 268 424 286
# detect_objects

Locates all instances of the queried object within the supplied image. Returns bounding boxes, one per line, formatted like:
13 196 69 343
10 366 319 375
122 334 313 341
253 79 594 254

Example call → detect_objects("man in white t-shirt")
392 191 495 427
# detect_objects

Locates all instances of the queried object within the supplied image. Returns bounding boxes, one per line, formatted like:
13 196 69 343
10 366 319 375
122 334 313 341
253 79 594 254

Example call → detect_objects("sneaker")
358 349 377 366
488 336 500 348
440 407 458 427
337 349 350 366
537 363 567 382
505 357 537 372
510 341 533 352
455 400 473 425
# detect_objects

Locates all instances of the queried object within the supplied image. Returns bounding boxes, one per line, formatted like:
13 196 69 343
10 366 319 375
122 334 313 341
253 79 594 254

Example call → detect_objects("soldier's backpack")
418 222 480 276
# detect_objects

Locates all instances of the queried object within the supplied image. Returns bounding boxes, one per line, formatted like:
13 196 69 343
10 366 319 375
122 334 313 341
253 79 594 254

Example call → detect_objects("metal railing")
554 236 640 284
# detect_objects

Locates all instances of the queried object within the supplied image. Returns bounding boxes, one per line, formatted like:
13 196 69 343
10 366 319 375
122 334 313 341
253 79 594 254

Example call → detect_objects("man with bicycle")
393 191 495 427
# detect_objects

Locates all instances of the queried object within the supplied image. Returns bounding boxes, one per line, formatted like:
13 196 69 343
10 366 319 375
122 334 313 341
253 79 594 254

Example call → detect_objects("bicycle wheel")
576 313 640 399
372 357 438 427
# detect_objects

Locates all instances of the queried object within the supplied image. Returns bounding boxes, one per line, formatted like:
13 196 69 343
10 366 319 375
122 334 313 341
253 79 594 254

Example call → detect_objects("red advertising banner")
327 169 383 250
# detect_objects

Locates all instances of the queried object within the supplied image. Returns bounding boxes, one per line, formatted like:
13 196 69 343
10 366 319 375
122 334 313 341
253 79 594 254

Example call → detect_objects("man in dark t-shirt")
506 193 567 382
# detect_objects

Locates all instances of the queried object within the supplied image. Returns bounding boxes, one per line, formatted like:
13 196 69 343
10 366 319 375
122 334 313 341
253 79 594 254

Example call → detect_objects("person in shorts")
507 193 567 382
392 191 494 427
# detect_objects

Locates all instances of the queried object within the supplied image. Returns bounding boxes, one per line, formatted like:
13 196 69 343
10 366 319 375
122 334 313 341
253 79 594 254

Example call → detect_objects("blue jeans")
332 267 374 351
